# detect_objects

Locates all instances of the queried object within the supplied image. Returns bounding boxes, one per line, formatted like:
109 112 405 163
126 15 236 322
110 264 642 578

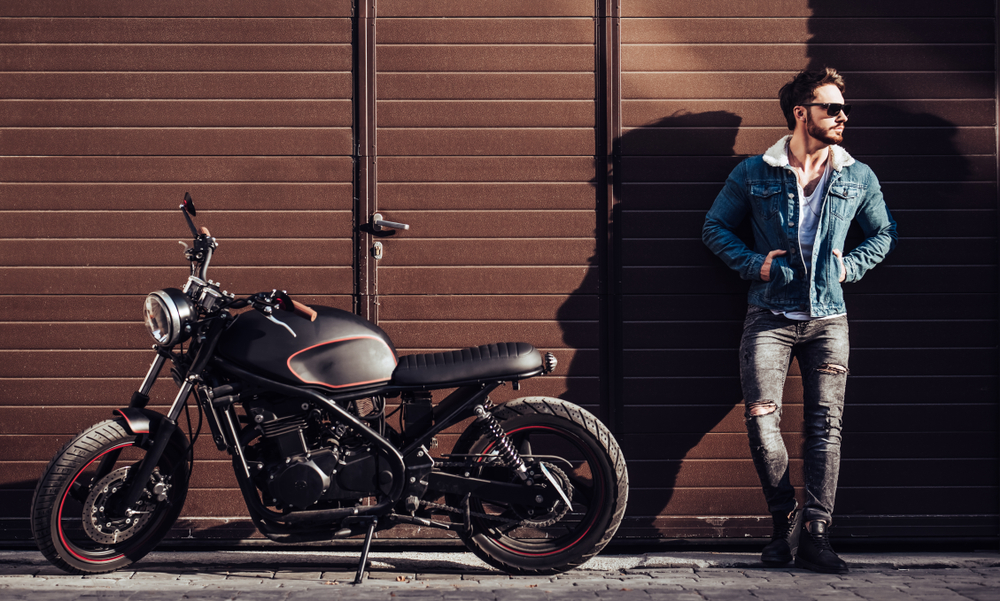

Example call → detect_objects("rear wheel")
30 418 189 574
450 397 628 575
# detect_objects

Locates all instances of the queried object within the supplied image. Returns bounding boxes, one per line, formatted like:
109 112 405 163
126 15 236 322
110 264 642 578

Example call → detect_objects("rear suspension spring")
473 404 528 481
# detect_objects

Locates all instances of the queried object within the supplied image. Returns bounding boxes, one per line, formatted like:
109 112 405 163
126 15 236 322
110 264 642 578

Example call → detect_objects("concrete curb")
2 549 998 574
636 551 1000 570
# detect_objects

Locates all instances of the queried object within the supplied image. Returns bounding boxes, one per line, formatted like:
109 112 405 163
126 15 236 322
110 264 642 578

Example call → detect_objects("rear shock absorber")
473 404 529 482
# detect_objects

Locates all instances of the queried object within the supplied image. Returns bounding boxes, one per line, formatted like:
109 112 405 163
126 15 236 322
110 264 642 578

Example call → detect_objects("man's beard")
806 112 843 145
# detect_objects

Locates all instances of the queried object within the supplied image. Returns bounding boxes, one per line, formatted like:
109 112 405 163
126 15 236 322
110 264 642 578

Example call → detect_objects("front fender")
114 407 151 434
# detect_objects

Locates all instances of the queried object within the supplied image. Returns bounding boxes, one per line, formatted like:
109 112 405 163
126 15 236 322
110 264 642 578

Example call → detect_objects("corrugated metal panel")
616 0 998 540
373 3 602 415
0 3 355 541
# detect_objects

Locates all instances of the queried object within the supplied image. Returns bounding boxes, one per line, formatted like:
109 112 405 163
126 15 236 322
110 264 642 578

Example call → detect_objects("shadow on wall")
804 7 979 525
559 110 747 537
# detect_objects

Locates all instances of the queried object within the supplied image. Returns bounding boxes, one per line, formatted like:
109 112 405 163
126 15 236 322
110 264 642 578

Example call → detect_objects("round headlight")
143 288 195 346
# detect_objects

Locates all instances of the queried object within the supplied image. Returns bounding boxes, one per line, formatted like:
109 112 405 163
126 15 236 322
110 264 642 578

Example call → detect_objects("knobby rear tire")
30 418 189 574
451 397 628 575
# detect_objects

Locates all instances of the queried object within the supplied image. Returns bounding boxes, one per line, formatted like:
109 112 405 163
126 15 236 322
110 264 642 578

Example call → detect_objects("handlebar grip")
200 226 212 237
292 300 318 322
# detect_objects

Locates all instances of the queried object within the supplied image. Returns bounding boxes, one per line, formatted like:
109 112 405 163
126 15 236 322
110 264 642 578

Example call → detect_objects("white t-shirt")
777 156 845 321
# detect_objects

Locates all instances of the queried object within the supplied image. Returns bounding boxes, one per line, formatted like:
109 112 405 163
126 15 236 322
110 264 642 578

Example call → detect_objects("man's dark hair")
778 68 846 130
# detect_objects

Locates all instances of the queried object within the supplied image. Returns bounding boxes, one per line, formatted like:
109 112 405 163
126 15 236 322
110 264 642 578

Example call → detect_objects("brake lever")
264 313 297 338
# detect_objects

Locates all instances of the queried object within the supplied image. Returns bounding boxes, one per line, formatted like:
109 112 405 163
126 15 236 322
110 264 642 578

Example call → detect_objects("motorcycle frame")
116 331 555 547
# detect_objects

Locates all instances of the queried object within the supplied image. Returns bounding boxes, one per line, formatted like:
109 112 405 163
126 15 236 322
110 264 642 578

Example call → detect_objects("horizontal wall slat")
0 100 353 127
622 375 998 406
622 44 995 72
379 294 597 320
0 73 353 99
623 239 998 267
0 157 353 183
620 156 997 183
0 17 351 43
621 182 998 210
622 349 998 378
378 18 595 44
627 487 996 516
622 266 999 295
0 240 352 266
620 431 999 461
379 74 594 100
0 295 352 322
378 183 595 209
379 266 598 295
621 209 998 238
622 18 997 44
377 1 595 18
623 73 996 100
623 99 997 128
0 45 352 71
0 184 353 210
378 128 595 156
623 294 1000 321
379 321 590 349
379 100 595 127
366 211 594 238
377 45 593 72
621 126 997 157
622 320 997 350
627 459 999 488
0 212 352 238
377 239 596 265
623 0 995 18
378 157 595 182
618 404 999 435
0 128 353 156
0 2 355 17
0 267 353 295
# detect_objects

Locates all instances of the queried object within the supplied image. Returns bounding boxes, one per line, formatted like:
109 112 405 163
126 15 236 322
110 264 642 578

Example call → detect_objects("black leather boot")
795 520 848 574
760 506 801 566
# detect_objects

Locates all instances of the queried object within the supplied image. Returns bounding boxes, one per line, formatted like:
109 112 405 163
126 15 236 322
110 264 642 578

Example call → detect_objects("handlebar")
291 300 318 322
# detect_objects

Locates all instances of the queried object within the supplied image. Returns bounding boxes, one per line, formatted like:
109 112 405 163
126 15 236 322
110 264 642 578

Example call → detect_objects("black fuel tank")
217 306 397 391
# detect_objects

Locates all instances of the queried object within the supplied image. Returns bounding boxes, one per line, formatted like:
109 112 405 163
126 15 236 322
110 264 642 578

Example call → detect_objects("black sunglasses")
801 103 852 117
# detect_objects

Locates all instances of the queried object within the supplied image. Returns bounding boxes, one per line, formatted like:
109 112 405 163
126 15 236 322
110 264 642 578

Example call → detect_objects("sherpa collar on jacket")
762 134 856 172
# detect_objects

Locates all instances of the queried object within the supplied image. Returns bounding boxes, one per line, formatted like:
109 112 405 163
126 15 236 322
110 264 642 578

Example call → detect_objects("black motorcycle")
30 195 628 582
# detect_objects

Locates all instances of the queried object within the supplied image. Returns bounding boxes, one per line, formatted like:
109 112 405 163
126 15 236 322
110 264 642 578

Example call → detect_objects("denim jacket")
702 136 897 317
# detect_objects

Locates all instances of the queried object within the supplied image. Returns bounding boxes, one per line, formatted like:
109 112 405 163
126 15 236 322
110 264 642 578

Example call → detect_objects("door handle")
372 213 410 232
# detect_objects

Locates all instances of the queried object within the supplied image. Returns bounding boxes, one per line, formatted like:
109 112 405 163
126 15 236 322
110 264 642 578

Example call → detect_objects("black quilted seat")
392 342 542 387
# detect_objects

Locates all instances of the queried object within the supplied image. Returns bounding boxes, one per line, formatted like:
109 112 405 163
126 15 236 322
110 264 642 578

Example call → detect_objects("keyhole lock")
372 241 383 260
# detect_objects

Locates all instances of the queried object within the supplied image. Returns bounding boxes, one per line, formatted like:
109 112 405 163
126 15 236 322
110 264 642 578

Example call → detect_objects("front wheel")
450 397 628 575
30 418 189 574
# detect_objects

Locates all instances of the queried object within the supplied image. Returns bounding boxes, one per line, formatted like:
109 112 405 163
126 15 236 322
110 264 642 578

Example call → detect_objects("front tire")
450 397 628 575
30 418 189 574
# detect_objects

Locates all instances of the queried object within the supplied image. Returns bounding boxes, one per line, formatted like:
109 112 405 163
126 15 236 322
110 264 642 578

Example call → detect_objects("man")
702 68 897 574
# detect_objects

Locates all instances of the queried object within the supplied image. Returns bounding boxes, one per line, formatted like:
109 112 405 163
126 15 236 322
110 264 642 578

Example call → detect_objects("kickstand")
353 517 378 585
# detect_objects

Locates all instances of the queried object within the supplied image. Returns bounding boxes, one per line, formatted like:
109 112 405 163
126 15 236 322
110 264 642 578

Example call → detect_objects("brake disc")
82 467 156 545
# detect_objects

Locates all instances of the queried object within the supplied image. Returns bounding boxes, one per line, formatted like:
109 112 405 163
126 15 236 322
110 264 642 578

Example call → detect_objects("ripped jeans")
740 305 850 525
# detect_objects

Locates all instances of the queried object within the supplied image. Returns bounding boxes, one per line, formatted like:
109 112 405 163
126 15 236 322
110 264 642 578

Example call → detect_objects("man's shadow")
560 110 750 538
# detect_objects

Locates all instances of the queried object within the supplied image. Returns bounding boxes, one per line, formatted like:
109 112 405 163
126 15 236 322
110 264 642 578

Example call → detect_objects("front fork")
115 317 227 514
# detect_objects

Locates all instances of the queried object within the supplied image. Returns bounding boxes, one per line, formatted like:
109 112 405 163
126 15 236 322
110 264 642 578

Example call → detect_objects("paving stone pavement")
1 549 999 600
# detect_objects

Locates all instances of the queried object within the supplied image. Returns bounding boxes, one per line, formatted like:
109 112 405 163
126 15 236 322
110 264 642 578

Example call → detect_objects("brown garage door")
368 1 605 438
616 0 998 539
0 2 356 541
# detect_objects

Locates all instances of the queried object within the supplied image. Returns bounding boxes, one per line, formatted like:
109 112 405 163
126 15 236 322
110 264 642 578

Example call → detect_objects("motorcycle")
30 194 629 582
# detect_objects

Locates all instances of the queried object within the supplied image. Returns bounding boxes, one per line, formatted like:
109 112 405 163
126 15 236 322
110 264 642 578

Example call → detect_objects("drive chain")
419 499 524 526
